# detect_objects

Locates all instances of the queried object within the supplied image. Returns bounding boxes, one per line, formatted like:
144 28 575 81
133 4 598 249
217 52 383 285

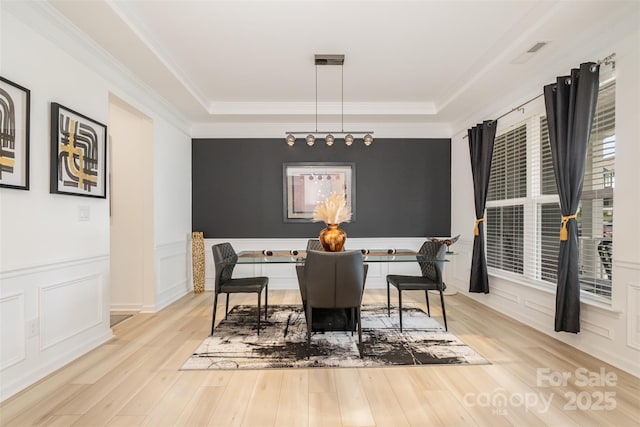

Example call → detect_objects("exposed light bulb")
306 134 315 146
344 134 354 146
286 134 296 146
325 134 334 146
363 134 373 146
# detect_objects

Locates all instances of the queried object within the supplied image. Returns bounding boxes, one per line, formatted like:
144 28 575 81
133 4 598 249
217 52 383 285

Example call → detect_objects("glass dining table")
234 249 433 264
228 249 447 332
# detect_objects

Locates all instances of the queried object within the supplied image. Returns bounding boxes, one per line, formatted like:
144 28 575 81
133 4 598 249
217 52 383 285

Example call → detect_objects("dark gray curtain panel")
468 120 497 294
543 62 600 333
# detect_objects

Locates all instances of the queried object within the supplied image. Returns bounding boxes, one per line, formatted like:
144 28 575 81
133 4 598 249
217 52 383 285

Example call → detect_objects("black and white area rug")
182 304 488 370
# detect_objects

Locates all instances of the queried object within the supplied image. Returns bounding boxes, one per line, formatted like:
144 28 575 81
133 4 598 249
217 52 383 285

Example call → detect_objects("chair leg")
225 294 230 319
257 292 261 335
351 308 355 336
306 306 312 354
357 306 362 350
386 280 391 317
211 291 219 335
264 284 269 320
398 289 403 332
425 290 431 317
440 289 448 331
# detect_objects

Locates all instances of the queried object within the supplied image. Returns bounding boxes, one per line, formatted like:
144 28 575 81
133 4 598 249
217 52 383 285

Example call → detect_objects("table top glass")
233 250 448 264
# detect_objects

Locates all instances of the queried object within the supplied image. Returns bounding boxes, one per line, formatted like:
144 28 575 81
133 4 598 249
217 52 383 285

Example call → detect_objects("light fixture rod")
315 62 318 133
285 131 374 134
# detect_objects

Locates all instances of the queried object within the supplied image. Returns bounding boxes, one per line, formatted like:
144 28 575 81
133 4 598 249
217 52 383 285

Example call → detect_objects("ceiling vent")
512 41 549 64
527 42 548 53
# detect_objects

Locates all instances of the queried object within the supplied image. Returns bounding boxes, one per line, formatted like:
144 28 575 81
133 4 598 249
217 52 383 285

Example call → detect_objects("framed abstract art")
0 76 30 190
50 102 107 198
283 162 356 222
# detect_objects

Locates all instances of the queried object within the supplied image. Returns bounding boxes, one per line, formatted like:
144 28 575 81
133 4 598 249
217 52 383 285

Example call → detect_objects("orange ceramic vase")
319 224 347 252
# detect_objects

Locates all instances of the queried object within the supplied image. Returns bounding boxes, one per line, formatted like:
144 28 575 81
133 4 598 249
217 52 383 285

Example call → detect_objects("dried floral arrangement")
312 193 352 225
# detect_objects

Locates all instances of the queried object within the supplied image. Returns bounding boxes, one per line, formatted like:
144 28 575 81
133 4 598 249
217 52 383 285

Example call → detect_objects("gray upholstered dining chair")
211 242 269 335
305 239 324 252
386 240 448 331
299 250 367 350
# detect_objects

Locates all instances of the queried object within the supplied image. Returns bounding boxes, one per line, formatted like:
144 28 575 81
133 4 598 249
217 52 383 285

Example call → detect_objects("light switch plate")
78 205 90 221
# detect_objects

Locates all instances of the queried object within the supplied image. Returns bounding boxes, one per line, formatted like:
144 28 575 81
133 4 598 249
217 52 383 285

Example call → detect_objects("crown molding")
3 0 191 133
105 0 211 114
206 101 438 116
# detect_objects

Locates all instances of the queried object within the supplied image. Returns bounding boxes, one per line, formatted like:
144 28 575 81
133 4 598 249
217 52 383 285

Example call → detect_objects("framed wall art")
50 102 107 198
0 76 30 190
283 162 356 222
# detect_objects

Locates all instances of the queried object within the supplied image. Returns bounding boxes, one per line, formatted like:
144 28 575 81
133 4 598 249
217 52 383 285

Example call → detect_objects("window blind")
487 205 524 274
488 124 527 202
486 124 527 274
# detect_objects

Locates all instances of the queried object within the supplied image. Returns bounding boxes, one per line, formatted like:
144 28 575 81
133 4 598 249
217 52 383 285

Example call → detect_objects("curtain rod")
462 53 616 139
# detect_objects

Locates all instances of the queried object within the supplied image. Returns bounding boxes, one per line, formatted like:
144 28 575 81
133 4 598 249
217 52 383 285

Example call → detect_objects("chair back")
304 250 364 309
306 239 323 252
212 243 238 291
417 241 446 285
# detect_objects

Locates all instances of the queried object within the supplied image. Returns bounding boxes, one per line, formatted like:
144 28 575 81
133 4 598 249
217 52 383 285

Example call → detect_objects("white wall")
449 22 640 376
0 2 192 401
108 97 155 311
152 114 193 311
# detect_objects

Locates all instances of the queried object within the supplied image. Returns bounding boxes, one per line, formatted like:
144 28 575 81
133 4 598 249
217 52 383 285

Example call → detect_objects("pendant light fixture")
285 54 373 147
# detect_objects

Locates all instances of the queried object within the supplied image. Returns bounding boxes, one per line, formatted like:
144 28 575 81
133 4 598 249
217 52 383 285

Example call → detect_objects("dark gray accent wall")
192 138 451 238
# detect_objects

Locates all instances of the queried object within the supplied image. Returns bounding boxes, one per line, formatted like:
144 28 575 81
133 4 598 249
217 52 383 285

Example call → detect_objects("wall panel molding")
0 254 109 280
490 287 520 304
0 293 26 370
627 283 640 351
0 256 111 402
582 318 613 340
524 299 554 317
154 240 190 311
40 274 104 350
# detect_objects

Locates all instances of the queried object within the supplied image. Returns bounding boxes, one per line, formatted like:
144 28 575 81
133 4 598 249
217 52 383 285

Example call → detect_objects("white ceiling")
48 0 636 135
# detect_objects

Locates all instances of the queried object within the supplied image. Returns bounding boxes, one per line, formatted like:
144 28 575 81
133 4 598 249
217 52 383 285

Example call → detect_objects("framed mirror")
283 162 355 222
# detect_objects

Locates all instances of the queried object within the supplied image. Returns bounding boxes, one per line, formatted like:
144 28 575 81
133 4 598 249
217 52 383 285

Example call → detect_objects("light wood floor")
1 289 638 426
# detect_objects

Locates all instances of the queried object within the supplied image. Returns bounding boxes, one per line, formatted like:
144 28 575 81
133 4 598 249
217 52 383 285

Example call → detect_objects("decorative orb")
344 134 354 146
325 134 334 146
306 134 315 146
286 134 296 146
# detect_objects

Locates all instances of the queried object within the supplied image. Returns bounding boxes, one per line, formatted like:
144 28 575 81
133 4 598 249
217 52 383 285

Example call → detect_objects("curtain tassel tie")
474 218 485 236
560 214 577 241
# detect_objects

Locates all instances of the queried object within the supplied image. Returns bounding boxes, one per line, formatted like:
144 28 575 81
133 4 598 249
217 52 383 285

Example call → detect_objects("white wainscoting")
203 237 433 291
447 238 640 377
40 274 104 350
627 281 640 351
154 240 191 311
0 292 26 370
0 256 112 402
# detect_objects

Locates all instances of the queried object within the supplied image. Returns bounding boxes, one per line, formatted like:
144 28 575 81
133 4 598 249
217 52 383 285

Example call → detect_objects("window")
486 125 526 274
486 80 615 299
